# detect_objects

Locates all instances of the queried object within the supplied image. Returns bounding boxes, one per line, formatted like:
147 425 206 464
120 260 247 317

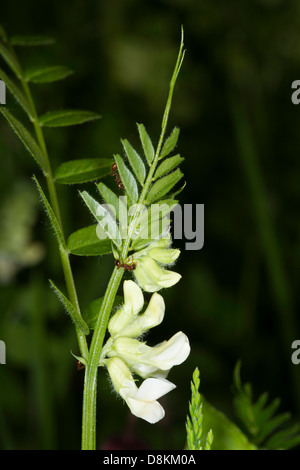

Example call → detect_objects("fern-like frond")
186 367 213 450
233 361 300 450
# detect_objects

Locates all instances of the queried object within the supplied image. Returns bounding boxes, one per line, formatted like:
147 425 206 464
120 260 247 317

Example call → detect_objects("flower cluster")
101 280 190 423
133 236 181 292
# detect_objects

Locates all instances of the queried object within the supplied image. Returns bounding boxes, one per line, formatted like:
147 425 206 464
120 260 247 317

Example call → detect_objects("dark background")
0 0 300 450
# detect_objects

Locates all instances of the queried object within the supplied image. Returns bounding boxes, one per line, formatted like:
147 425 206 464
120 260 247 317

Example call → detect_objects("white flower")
108 280 165 338
106 357 176 423
102 280 191 423
109 332 190 377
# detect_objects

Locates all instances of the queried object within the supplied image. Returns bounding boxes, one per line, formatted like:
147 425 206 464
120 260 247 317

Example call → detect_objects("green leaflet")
25 65 73 83
160 127 180 159
0 108 47 171
154 154 184 179
114 154 139 203
0 41 22 78
39 110 101 127
83 295 123 329
121 138 145 185
50 280 89 336
67 225 112 256
55 158 112 184
33 176 65 249
146 168 183 204
80 191 122 249
10 35 55 46
137 123 155 165
166 181 186 200
97 182 127 224
0 67 33 118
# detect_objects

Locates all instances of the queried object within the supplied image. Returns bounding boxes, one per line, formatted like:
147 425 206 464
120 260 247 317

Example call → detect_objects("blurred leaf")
55 158 112 184
0 41 22 77
33 176 65 249
0 108 47 170
67 225 112 256
80 191 122 248
154 154 184 179
201 398 257 450
39 110 101 127
50 280 89 335
114 154 139 203
10 35 55 46
146 168 183 204
233 361 300 449
121 138 145 184
160 127 180 159
137 123 155 165
0 24 8 43
0 67 33 117
83 295 123 329
25 65 73 83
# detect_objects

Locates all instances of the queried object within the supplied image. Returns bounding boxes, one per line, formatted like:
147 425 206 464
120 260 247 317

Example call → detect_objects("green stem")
81 29 185 450
15 55 88 360
82 266 124 449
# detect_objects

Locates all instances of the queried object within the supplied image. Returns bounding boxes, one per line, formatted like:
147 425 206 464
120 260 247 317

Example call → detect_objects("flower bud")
148 247 180 264
134 256 181 292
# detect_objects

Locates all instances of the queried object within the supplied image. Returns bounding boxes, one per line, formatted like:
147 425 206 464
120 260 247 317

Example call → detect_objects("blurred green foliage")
0 0 300 450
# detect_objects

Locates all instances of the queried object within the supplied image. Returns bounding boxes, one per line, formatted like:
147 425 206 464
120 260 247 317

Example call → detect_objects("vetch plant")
0 25 190 449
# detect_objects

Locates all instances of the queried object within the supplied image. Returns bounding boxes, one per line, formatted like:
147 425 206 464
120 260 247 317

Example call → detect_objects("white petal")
140 293 165 330
131 362 170 379
134 378 176 401
151 332 190 367
126 397 165 424
123 280 144 315
158 270 182 288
